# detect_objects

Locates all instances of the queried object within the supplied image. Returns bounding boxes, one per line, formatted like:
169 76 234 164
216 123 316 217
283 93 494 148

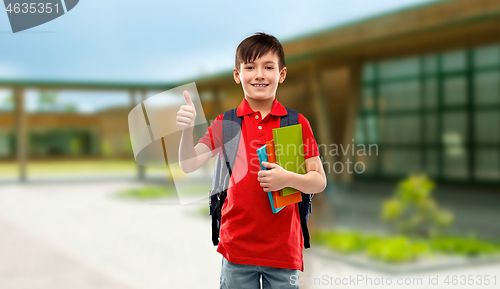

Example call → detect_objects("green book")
272 124 306 196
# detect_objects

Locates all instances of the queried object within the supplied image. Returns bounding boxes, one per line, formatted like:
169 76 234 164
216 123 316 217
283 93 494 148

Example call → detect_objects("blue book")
257 144 284 214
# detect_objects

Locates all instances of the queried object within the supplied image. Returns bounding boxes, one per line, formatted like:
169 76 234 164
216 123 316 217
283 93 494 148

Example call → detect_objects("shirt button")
258 126 262 130
255 115 259 119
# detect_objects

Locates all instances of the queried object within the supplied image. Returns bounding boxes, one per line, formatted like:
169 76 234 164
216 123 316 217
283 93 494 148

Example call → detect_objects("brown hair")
235 32 285 72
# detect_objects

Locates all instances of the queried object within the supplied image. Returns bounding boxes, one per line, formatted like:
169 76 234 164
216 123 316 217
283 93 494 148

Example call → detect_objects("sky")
0 0 440 112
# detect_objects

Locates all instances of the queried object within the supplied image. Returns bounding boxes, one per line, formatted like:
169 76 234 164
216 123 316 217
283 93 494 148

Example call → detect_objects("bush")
381 174 454 238
431 235 500 256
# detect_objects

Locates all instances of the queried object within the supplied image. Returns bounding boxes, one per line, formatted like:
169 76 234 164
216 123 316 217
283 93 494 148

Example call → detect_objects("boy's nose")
255 68 265 79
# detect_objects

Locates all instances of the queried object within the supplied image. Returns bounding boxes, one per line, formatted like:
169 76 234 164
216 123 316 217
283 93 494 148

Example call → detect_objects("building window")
356 43 500 184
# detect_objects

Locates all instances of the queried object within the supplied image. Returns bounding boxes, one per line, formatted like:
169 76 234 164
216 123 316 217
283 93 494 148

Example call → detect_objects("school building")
1 0 499 188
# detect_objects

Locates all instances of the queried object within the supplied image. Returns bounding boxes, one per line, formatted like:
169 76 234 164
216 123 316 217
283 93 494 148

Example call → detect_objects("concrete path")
0 218 136 289
0 181 221 289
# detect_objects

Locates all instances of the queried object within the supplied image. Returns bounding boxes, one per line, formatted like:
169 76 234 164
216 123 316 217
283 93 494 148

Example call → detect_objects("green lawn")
115 184 210 200
115 186 176 199
0 159 170 175
313 230 500 263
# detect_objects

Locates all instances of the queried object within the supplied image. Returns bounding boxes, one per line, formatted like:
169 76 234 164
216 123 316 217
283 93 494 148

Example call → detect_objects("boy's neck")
245 96 275 118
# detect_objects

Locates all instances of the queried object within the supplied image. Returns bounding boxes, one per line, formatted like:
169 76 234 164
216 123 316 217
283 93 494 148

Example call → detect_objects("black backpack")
208 107 314 248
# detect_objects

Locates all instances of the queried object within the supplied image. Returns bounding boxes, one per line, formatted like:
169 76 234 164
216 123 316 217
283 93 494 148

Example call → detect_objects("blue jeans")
220 256 300 289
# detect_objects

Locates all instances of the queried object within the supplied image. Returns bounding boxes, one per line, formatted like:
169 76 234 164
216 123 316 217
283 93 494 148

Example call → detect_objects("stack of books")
256 124 305 213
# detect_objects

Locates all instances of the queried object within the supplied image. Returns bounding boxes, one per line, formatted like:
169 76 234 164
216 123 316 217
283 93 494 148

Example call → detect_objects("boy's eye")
266 67 274 69
245 67 254 70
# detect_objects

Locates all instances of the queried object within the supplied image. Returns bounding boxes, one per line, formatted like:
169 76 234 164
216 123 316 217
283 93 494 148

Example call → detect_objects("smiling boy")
176 32 326 289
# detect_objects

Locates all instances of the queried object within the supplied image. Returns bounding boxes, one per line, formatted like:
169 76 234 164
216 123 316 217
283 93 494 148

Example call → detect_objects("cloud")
0 64 23 78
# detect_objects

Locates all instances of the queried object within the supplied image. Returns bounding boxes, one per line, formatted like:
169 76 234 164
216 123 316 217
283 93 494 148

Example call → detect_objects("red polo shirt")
198 98 319 271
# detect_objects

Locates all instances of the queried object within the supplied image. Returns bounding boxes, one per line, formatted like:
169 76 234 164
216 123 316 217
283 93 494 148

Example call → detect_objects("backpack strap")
280 107 299 127
211 108 242 246
222 109 242 181
299 194 312 248
210 149 226 245
280 108 312 249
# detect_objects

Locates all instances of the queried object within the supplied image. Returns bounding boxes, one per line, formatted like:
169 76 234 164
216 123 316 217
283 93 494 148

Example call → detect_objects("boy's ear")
233 68 241 84
279 66 287 83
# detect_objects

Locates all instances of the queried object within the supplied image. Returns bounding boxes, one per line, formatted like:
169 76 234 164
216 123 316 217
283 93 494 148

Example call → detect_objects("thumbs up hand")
176 90 197 129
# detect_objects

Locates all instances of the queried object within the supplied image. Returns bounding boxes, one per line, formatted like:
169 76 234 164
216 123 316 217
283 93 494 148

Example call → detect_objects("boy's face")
233 51 287 103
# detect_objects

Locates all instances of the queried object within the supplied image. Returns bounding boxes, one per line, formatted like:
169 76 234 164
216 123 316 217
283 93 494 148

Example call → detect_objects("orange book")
265 141 302 209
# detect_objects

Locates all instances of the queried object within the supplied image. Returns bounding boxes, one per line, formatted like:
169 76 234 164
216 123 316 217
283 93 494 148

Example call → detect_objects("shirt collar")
236 98 287 117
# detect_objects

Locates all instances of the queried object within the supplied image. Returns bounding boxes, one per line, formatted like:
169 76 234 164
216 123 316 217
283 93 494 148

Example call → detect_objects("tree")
381 174 454 238
38 90 58 111
2 93 13 106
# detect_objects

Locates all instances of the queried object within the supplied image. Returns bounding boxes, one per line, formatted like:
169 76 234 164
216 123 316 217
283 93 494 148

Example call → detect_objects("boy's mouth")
251 84 269 88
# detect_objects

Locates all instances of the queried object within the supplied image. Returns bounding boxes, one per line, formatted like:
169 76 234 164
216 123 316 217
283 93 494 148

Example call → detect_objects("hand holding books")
256 124 305 213
258 161 290 192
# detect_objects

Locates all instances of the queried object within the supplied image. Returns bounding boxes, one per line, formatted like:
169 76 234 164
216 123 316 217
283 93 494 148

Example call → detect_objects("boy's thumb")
183 90 194 107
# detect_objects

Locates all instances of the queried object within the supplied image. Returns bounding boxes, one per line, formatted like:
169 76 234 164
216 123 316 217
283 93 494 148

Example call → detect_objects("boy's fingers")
180 105 196 114
177 110 194 118
261 161 276 169
176 116 192 123
258 170 270 177
183 90 194 107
